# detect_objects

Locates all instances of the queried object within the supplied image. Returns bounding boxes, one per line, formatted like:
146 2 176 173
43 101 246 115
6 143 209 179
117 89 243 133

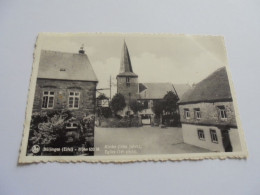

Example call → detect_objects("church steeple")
120 41 133 73
117 41 138 77
116 41 139 115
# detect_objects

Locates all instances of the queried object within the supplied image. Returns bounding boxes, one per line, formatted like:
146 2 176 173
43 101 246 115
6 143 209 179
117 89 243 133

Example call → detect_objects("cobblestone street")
94 126 210 156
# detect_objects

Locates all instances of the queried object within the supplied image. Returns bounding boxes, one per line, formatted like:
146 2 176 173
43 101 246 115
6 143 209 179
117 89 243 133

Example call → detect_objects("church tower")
117 41 139 113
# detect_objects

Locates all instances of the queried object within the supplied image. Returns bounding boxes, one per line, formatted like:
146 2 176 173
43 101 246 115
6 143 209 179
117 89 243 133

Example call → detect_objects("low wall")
182 123 225 152
98 116 142 128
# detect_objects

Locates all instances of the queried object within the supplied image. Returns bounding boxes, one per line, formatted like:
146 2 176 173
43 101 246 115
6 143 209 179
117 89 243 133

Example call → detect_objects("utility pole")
110 75 112 100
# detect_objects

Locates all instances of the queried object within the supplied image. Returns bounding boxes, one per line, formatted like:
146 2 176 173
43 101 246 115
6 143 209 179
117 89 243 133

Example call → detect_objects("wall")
117 76 139 104
33 78 97 118
182 123 225 152
179 101 237 127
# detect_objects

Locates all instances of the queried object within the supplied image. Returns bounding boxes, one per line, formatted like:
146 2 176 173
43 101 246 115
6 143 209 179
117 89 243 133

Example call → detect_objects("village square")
26 36 242 156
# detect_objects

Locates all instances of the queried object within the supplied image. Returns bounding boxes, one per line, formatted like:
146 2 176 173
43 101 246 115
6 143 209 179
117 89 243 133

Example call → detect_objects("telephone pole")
110 75 112 100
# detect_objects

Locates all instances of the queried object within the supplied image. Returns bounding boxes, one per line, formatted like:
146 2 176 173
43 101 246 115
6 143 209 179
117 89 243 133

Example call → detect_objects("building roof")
37 50 98 82
173 84 192 99
138 83 173 99
138 83 191 100
117 41 138 77
178 67 232 104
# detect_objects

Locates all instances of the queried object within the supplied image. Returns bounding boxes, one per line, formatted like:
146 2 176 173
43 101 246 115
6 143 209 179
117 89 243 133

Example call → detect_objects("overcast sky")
40 33 228 98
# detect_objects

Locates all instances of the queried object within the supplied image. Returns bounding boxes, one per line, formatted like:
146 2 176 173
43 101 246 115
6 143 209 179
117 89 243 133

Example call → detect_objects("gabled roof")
138 83 191 100
173 84 192 99
37 50 98 82
139 83 175 99
117 41 138 77
178 67 232 104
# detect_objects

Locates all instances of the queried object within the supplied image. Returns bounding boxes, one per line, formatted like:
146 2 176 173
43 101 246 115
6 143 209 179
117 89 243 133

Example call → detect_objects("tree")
129 100 144 115
100 107 112 118
152 100 164 117
152 91 179 125
110 93 126 114
163 91 179 115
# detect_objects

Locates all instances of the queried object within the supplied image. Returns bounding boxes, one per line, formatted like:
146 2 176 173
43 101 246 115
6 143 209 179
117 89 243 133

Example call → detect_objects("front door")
221 128 233 152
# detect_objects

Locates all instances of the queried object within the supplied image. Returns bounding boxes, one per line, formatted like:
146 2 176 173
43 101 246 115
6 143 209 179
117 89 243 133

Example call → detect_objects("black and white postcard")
19 33 248 163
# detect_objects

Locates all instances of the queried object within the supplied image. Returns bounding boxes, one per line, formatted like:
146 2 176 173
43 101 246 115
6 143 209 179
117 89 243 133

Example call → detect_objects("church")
116 41 191 123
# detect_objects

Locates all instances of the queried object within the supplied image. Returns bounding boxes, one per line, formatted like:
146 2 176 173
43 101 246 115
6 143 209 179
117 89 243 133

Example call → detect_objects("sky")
39 33 228 98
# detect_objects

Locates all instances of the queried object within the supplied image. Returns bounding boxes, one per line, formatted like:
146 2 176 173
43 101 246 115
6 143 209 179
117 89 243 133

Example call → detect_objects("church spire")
117 41 138 77
120 41 133 73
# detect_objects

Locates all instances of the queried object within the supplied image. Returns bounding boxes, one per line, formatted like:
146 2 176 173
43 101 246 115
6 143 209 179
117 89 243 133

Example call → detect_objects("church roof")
117 41 138 77
178 67 232 104
138 83 190 100
37 50 98 82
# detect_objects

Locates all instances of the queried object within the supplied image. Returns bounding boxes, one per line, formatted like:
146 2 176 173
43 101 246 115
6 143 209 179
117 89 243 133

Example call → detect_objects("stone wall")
33 78 97 118
179 101 237 127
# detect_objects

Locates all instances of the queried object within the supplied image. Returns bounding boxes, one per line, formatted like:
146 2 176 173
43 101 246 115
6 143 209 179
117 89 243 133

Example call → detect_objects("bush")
27 110 95 155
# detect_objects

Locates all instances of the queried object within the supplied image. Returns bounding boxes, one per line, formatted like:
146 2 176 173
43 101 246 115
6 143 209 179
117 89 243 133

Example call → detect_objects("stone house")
32 47 98 146
178 67 241 152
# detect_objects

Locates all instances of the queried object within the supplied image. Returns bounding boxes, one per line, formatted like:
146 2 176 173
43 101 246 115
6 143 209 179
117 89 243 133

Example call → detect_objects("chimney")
79 44 85 54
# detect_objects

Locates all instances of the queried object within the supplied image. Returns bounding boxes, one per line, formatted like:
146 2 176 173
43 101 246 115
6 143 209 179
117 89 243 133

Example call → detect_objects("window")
68 92 80 109
210 129 218 143
66 122 78 129
42 91 54 109
217 106 227 120
126 77 130 87
194 108 201 120
184 109 190 119
197 129 205 140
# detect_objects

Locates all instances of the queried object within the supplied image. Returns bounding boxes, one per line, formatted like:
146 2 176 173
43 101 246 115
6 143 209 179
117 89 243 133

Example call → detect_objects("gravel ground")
94 126 210 155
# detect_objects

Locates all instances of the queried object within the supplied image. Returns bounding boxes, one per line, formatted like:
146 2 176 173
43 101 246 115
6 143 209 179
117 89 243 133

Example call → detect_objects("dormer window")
217 106 227 120
126 77 130 87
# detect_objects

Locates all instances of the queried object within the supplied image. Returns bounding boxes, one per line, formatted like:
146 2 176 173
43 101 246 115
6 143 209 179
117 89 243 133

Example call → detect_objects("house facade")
178 67 241 152
32 48 98 150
